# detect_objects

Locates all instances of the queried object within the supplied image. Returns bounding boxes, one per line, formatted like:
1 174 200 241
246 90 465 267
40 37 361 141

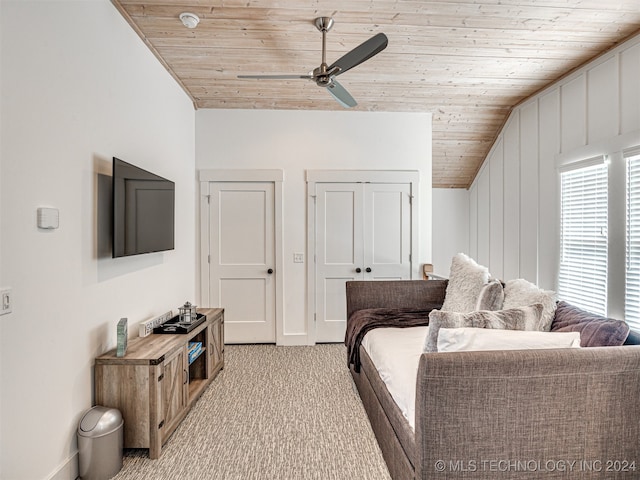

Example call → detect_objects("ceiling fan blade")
326 80 357 108
328 32 388 76
238 74 312 80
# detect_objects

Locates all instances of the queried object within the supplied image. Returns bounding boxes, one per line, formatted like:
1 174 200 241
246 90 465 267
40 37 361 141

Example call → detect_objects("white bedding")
361 326 429 431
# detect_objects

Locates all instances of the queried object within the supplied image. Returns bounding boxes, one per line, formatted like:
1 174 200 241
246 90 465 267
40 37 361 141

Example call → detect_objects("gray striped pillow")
425 303 545 352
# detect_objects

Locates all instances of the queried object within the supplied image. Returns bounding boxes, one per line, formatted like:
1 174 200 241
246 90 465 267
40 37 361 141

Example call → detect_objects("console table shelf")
95 308 224 459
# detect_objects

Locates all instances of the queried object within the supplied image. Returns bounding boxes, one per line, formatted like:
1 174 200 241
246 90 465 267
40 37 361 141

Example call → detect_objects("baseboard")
47 452 78 480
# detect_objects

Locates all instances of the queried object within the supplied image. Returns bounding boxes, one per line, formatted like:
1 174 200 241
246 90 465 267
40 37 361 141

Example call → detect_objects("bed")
346 279 640 479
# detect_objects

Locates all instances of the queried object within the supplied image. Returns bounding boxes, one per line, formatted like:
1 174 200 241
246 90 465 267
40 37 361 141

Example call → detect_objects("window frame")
625 148 640 330
557 156 609 316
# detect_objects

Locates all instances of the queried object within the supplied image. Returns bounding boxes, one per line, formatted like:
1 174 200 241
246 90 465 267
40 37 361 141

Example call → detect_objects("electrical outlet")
1 288 12 315
293 253 304 263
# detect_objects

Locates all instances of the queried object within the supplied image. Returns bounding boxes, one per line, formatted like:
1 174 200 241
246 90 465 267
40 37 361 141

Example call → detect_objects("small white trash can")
77 406 124 480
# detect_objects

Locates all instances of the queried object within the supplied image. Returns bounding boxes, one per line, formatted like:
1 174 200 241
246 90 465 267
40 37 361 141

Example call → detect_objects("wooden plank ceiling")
113 0 640 188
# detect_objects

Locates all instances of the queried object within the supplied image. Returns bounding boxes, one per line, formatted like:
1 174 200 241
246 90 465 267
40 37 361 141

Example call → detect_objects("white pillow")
503 279 557 331
437 327 581 352
441 253 490 313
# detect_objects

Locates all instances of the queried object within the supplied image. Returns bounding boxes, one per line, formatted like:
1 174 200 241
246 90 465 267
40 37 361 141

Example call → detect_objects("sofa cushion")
441 253 490 313
503 278 557 331
437 327 581 352
424 304 545 352
551 301 630 347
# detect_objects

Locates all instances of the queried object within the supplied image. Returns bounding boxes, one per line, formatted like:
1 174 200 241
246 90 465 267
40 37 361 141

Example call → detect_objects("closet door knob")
365 267 372 273
267 268 274 274
355 268 362 273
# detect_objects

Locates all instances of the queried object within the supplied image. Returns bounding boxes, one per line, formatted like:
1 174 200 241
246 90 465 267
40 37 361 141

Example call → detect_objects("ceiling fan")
238 17 388 108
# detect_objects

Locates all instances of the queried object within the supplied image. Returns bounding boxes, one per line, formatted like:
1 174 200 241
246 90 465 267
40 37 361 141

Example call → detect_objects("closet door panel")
315 182 411 342
365 183 412 280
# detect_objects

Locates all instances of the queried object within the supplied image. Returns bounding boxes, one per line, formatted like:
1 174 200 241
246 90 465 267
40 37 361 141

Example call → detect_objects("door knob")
267 268 274 274
365 267 372 273
355 268 362 273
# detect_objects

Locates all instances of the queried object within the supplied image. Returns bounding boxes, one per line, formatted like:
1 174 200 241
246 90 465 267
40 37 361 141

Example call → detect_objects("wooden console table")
95 308 224 459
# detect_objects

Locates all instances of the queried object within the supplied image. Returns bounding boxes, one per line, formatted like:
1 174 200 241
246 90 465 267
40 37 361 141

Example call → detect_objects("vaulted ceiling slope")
112 0 640 188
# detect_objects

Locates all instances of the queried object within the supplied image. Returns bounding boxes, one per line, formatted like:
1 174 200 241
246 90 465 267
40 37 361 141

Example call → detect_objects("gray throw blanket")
345 306 439 372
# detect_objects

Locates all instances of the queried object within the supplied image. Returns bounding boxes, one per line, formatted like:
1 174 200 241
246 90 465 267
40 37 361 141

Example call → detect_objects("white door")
364 183 412 280
315 182 411 342
315 183 364 343
208 182 276 343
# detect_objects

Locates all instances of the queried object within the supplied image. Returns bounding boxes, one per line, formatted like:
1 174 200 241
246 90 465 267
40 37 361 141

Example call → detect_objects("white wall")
432 188 469 276
469 32 640 289
0 0 4 462
0 2 196 479
196 109 432 343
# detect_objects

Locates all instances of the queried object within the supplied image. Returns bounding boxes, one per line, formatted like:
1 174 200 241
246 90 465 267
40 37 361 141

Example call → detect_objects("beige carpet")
112 344 391 480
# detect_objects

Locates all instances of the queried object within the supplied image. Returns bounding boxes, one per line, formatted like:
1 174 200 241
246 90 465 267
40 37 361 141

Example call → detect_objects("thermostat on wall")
37 207 59 229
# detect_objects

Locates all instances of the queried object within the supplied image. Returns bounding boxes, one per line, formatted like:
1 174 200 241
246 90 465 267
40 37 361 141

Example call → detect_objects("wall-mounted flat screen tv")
112 157 175 258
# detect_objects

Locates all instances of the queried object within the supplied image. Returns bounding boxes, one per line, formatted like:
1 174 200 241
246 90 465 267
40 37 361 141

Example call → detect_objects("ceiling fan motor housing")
313 65 331 86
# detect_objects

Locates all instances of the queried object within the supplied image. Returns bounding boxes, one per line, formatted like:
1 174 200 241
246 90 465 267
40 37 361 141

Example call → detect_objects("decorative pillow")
503 279 557 331
437 327 581 352
424 304 545 352
551 301 630 347
475 279 504 311
441 253 490 313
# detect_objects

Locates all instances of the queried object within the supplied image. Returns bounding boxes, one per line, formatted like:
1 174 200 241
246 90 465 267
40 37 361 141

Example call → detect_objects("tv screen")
112 157 175 258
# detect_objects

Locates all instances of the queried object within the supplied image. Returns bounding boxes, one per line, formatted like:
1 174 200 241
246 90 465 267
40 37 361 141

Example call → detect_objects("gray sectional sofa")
346 279 640 479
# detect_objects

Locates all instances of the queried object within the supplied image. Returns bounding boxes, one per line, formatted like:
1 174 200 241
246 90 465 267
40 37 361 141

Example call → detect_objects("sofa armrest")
346 280 447 319
414 346 640 479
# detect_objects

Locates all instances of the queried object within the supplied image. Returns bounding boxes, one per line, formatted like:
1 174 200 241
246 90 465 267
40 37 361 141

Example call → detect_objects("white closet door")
315 182 411 342
315 183 364 343
364 183 412 280
209 182 276 343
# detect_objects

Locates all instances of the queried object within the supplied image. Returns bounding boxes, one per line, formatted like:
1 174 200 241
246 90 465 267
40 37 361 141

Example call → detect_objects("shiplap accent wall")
469 32 640 290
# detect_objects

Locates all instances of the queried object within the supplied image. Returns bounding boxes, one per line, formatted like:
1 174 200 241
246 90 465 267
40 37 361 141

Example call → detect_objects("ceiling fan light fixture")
179 12 200 29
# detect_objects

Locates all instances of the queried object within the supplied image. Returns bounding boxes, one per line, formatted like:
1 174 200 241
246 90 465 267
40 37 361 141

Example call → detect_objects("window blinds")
626 151 640 330
558 160 608 316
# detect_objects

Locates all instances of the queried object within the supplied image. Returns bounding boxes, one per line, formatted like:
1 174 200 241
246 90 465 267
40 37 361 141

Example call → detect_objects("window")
558 159 608 316
626 151 640 330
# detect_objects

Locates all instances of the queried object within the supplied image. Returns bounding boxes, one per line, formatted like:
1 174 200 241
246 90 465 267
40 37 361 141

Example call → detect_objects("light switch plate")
37 207 59 229
293 253 304 263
